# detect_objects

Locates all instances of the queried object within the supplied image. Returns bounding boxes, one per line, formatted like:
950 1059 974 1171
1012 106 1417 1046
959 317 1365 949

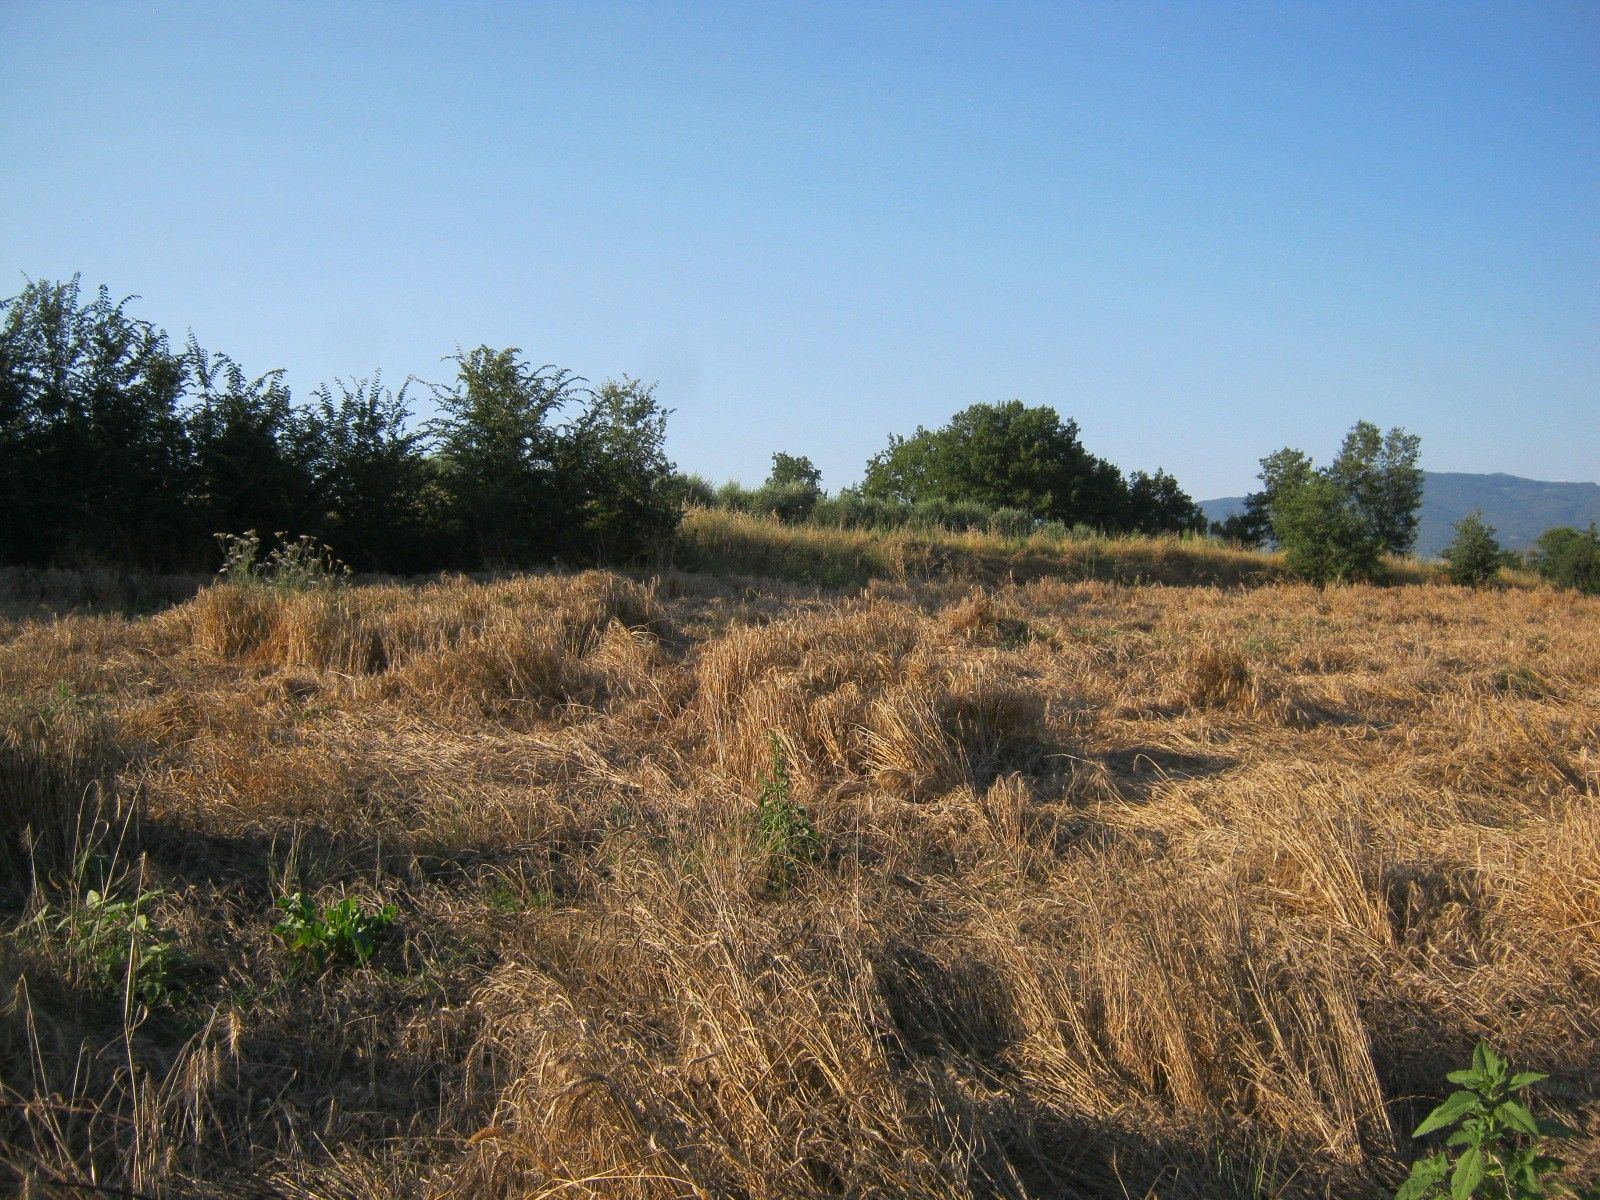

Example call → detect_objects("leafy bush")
568 376 682 560
754 480 824 524
2 279 691 576
1272 474 1383 584
34 886 180 1007
986 506 1037 539
273 893 397 972
1442 512 1503 587
668 472 717 509
1534 525 1600 595
754 734 821 892
1233 426 1423 569
1397 1042 1592 1200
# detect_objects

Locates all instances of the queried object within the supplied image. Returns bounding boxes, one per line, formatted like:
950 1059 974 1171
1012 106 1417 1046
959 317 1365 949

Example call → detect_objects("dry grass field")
2 559 1597 1198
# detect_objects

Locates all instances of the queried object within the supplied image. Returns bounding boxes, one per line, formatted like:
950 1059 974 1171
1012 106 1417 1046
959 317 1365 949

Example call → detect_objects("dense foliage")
1273 474 1385 584
1215 422 1424 584
859 401 1206 536
1533 524 1600 595
1442 512 1504 588
0 278 680 573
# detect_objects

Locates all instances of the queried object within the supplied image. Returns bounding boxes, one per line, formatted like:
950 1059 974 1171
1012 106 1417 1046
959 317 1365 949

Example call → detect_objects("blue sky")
3 1 1595 498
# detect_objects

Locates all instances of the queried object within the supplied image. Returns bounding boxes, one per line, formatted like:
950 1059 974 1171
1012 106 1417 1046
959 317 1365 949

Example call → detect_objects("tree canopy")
861 400 1201 534
0 278 683 574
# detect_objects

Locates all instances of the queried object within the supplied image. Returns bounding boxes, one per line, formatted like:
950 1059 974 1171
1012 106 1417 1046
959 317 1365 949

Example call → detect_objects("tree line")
0 278 680 573
690 399 1210 539
7 275 1594 593
1213 424 1598 592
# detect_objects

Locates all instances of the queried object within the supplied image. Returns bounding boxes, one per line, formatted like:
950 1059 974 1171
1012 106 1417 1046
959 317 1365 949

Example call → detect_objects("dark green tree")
861 401 1128 528
185 340 318 548
860 428 941 507
766 452 822 492
0 277 192 566
428 347 581 567
1125 469 1206 535
1441 511 1503 587
1533 524 1600 595
1271 473 1383 584
755 452 825 523
1328 420 1424 555
1215 448 1315 547
567 376 680 560
304 374 431 572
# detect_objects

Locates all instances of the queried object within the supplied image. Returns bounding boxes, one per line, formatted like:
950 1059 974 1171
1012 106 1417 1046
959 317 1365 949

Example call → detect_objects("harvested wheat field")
3 568 1598 1199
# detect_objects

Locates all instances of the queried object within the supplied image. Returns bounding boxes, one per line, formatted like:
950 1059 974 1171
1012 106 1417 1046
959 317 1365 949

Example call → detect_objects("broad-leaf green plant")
1397 1042 1593 1199
36 887 179 1007
754 733 821 891
273 893 397 972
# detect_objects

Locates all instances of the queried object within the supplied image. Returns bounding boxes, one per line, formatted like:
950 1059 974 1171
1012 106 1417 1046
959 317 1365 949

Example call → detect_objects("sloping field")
3 569 1597 1198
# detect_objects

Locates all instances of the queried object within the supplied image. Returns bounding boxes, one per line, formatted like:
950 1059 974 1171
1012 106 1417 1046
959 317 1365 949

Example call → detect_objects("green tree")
767 452 822 492
1216 448 1316 547
304 374 431 572
0 277 192 566
428 347 581 567
185 340 318 547
567 376 680 560
1272 473 1383 584
1329 420 1424 555
861 427 942 506
861 401 1128 528
1125 468 1206 535
756 452 825 523
1442 511 1503 587
1533 524 1600 595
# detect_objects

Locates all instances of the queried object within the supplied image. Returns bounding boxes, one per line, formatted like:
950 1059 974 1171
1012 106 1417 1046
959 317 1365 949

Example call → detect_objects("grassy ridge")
671 506 1440 589
0 512 1452 622
2 567 1596 1197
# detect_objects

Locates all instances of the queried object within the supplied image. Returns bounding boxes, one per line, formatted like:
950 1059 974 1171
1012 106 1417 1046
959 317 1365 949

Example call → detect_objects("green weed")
215 530 350 590
34 886 179 1007
273 892 397 972
754 733 821 892
1397 1042 1594 1199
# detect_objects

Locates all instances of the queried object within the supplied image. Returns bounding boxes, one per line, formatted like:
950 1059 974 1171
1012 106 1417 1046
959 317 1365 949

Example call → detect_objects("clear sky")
3 1 1596 499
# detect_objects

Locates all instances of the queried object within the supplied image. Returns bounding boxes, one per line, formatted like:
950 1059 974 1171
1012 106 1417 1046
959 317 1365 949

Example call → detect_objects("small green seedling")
755 732 821 891
273 893 397 972
1397 1041 1593 1199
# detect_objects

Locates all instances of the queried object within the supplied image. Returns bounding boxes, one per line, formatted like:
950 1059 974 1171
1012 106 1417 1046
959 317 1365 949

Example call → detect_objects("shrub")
1534 525 1600 595
752 480 823 524
1396 1041 1591 1199
1272 475 1383 584
568 376 682 560
1442 511 1503 587
668 472 717 509
273 893 397 972
753 734 821 892
986 506 1037 539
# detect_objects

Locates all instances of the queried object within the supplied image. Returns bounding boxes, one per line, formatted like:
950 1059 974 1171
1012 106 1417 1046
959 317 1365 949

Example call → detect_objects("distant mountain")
1199 472 1600 559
